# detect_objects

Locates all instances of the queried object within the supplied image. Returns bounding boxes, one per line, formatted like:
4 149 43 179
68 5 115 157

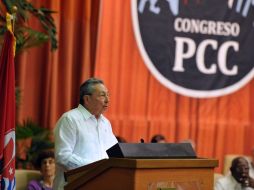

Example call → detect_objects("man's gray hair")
79 78 104 105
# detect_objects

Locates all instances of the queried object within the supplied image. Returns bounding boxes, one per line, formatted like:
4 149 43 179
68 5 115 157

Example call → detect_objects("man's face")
84 83 109 118
232 158 250 184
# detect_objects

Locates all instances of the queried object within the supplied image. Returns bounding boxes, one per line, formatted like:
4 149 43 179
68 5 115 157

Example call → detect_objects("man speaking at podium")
53 78 118 190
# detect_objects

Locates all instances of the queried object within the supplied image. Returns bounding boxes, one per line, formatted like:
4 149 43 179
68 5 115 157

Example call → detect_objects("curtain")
95 0 254 172
15 0 99 129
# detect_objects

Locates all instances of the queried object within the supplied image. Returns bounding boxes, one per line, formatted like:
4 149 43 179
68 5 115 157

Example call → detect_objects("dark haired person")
27 150 55 190
215 157 254 190
53 78 117 189
150 134 166 143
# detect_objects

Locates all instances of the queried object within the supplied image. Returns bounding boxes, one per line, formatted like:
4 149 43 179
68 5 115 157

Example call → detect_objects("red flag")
0 14 16 190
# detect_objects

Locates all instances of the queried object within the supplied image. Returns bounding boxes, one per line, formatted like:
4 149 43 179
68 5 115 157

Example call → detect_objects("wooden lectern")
64 158 218 190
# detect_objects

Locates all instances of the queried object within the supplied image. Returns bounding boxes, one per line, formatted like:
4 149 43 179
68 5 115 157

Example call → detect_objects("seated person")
215 156 254 190
150 134 166 143
27 150 55 190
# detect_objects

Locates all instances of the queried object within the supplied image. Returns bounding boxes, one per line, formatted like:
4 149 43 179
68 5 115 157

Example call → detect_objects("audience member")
53 78 117 189
150 134 166 143
27 150 55 190
215 156 254 190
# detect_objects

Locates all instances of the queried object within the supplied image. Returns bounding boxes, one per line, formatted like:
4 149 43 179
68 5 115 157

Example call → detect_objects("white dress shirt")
215 174 254 190
53 104 118 190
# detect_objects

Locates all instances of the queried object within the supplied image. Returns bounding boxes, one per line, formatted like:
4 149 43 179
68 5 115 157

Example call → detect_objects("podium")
64 158 218 190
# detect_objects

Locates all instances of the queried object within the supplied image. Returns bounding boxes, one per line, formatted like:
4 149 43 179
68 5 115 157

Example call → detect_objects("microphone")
140 138 145 143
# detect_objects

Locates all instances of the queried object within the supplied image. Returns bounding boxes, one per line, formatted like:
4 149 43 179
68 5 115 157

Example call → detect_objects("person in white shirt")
215 157 254 190
53 78 118 190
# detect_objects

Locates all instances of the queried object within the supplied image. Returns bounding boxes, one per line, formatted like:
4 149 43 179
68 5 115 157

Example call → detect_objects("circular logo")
132 0 254 98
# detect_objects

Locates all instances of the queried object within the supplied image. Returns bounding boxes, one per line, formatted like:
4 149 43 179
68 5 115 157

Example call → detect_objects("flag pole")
11 6 17 33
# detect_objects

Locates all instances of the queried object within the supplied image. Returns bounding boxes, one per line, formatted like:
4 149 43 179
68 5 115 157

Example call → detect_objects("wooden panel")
77 168 135 190
135 168 214 190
